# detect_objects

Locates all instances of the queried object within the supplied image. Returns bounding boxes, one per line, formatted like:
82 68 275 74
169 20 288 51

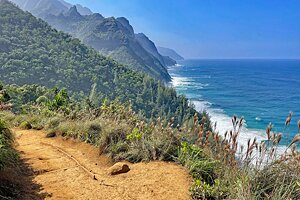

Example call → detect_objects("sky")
67 0 300 59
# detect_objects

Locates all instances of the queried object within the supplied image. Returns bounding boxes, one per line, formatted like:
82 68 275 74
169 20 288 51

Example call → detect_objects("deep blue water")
169 59 300 147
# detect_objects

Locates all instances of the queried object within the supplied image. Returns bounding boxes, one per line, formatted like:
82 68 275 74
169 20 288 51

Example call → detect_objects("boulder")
108 162 130 175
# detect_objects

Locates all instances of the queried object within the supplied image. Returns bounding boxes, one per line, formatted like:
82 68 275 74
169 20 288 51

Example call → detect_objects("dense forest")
0 0 207 126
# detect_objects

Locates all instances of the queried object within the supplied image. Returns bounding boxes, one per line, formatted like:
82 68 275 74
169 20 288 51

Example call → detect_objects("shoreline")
167 64 292 154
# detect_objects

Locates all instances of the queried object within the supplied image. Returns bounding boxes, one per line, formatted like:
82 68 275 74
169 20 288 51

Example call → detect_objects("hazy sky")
68 0 300 59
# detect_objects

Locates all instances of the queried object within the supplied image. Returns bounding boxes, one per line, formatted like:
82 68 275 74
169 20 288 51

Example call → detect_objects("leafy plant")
19 121 32 130
126 128 143 141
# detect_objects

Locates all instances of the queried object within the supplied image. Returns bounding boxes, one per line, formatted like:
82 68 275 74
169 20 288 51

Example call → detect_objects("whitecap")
193 100 267 149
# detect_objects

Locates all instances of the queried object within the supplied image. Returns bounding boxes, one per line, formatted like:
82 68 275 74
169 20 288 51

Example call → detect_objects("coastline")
168 64 270 151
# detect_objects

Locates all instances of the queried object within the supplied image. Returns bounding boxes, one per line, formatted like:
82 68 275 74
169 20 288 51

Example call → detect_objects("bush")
27 115 47 130
98 123 129 156
178 142 218 182
19 121 32 130
84 121 102 144
0 112 15 125
0 119 18 170
46 117 61 129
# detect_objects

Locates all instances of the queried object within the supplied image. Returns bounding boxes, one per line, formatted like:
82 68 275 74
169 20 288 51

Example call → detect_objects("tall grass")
185 114 300 199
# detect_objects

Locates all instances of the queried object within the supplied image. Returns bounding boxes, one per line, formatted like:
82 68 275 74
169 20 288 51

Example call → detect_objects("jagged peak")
65 5 82 18
117 17 134 34
75 3 93 15
116 17 129 24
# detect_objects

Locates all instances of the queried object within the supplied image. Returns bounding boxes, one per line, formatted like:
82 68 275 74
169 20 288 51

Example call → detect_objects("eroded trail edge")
13 129 191 200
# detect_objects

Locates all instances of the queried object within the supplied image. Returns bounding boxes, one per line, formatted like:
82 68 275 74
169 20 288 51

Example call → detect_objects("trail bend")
12 129 191 200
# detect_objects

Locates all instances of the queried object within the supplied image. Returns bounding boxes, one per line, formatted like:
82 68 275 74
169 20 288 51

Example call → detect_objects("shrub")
98 124 129 156
84 121 102 144
0 119 18 170
27 115 47 130
0 112 15 126
178 142 218 182
46 117 61 129
19 121 32 130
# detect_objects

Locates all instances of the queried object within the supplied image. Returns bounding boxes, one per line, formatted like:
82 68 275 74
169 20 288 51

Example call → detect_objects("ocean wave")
171 76 209 89
193 100 267 149
172 75 267 148
188 75 212 79
170 72 291 154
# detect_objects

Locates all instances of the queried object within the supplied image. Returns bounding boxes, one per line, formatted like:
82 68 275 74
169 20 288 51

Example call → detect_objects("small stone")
108 162 130 175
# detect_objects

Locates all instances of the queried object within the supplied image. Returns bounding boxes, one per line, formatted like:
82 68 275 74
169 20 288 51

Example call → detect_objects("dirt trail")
12 129 191 200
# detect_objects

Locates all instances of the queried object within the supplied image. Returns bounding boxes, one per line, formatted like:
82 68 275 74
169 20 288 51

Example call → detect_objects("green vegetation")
1 84 299 199
0 1 299 200
44 7 172 82
0 0 206 127
182 116 300 200
10 0 174 82
19 121 32 130
0 119 17 170
1 86 184 162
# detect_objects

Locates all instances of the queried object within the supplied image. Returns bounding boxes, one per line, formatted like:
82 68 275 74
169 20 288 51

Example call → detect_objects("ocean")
168 59 300 149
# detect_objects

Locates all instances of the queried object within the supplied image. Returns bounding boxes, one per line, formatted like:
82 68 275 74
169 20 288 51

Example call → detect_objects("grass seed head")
288 134 300 149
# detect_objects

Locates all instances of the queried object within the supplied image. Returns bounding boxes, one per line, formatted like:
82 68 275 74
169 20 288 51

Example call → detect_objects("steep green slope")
43 7 171 82
135 33 177 67
0 0 203 125
10 0 172 82
135 33 167 66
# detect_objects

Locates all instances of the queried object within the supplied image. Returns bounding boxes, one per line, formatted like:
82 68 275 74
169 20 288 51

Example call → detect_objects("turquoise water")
169 59 300 147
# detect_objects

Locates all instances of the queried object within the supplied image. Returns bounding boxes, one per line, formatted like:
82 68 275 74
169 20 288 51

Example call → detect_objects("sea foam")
193 100 267 148
171 73 267 149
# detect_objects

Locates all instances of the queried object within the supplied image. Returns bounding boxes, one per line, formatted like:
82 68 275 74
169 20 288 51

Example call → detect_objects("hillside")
157 46 184 61
44 7 171 82
10 0 173 82
0 0 201 125
135 33 176 67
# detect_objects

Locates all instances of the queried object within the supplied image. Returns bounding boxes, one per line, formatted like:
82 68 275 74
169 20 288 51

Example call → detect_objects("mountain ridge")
0 0 199 124
158 46 184 61
9 0 175 82
44 5 172 82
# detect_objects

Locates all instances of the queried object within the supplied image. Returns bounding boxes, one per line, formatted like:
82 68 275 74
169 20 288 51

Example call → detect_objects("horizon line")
183 57 300 60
